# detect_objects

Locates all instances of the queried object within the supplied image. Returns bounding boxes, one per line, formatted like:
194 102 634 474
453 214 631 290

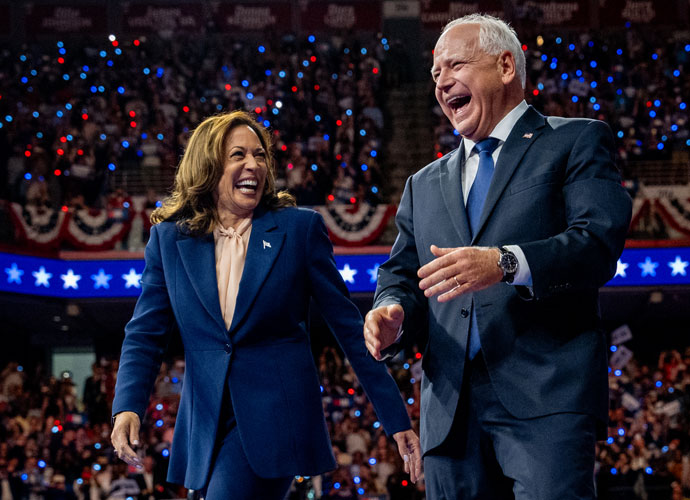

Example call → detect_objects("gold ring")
454 276 460 287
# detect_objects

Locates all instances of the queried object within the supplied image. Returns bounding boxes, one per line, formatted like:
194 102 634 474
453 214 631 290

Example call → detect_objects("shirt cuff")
504 245 532 287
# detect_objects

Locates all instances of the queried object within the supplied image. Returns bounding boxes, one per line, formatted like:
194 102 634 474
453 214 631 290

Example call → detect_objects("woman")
110 111 421 499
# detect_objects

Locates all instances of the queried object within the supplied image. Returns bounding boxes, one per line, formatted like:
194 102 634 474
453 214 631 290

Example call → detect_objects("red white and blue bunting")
315 203 396 246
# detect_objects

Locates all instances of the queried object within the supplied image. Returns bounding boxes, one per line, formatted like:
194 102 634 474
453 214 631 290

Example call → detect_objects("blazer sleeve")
112 224 176 422
373 175 429 357
304 211 411 435
519 120 632 299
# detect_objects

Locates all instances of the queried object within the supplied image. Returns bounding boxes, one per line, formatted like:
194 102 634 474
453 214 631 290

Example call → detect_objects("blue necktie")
466 137 500 359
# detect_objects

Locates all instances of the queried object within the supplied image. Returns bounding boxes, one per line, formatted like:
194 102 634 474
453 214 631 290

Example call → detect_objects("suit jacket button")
460 308 469 318
224 343 232 354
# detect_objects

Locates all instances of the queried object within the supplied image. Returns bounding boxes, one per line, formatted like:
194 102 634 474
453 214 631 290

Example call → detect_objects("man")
364 14 632 499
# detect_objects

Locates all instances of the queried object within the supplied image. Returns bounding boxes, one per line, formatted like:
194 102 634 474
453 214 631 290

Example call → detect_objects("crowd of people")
0 343 688 499
0 31 391 214
430 28 689 178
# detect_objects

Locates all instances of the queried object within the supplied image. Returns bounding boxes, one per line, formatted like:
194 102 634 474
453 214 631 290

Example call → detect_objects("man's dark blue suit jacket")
375 106 632 454
112 206 411 489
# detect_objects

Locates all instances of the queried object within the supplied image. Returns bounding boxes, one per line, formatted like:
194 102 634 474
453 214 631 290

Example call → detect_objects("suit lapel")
440 145 472 245
471 106 547 244
229 207 285 334
177 232 226 332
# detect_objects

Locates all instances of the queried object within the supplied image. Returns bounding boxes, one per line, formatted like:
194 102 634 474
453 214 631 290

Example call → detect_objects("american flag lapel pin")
263 240 271 249
523 132 533 139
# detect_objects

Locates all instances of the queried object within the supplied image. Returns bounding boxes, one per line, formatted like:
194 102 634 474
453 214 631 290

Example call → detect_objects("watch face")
500 251 519 274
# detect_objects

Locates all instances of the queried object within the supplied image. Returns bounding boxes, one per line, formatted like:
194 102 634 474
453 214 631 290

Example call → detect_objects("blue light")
32 111 39 118
407 397 415 404
63 74 70 81
156 403 164 411
115 48 122 55
52 426 59 433
311 164 318 171
549 63 557 70
143 67 150 75
361 48 367 55
247 93 254 99
617 89 622 95
38 461 46 469
645 467 653 475
357 488 365 495
21 474 28 481
59 48 66 55
649 111 656 118
141 133 148 140
371 186 378 194
30 70 37 76
156 68 164 78
297 72 303 79
686 139 690 146
651 54 658 60
90 86 97 93
315 115 321 122
616 49 623 55
571 96 578 103
332 73 338 80
381 38 388 44
98 85 105 93
272 109 279 115
122 141 129 148
610 468 617 475
99 51 106 58
681 102 687 110
118 86 125 94
541 54 547 62
593 104 600 111
368 458 377 465
20 54 27 61
308 35 315 43
334 482 341 489
157 133 164 140
454 129 460 136
107 60 113 67
156 419 164 427
576 69 582 77
614 369 622 376
94 443 102 449
555 37 562 44
361 164 368 171
657 143 664 151
353 476 361 484
108 163 116 171
83 65 89 72
671 125 678 131
155 201 162 208
93 464 101 471
685 44 690 52
568 44 575 51
265 69 271 76
346 109 353 116
588 41 594 48
354 410 361 417
673 70 680 77
24 173 32 180
263 120 270 127
410 378 416 383
617 428 625 436
65 103 72 110
610 345 617 352
561 73 568 80
403 363 410 369
608 76 614 83
654 99 661 107
607 437 614 444
662 446 669 452
162 449 170 457
590 97 596 103
373 421 381 429
171 376 178 383
302 60 309 67
359 129 366 136
661 135 667 142
279 71 286 78
258 45 265 53
21 76 28 84
76 478 83 485
590 81 597 88
320 385 324 393
36 133 43 139
669 387 674 393
617 131 624 138
80 73 87 79
241 80 249 87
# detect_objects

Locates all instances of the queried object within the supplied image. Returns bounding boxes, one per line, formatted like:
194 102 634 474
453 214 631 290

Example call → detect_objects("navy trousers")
424 354 598 500
202 384 293 500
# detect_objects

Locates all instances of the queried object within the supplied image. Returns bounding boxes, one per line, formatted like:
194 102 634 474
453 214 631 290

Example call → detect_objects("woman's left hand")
392 429 423 484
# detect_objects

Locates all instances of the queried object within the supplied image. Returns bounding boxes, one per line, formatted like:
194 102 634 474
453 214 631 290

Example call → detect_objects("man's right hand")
364 304 404 360
110 411 143 469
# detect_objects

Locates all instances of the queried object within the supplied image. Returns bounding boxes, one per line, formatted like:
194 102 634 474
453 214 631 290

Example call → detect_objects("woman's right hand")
110 411 143 468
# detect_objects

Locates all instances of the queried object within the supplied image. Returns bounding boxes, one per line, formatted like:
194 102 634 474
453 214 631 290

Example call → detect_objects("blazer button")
224 343 232 354
460 308 469 318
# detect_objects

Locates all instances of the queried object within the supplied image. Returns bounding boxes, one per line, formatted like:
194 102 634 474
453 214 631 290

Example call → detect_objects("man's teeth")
448 96 470 109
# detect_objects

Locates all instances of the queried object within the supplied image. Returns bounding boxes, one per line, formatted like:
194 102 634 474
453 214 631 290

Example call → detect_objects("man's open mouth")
447 95 471 111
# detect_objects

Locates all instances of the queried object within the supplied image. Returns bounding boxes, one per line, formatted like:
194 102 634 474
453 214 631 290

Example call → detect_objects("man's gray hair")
441 14 526 89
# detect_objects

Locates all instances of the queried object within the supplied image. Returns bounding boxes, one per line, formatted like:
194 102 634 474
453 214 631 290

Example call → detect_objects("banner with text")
215 2 292 32
599 0 678 26
25 5 106 36
301 2 382 32
516 0 590 26
122 3 205 33
420 0 504 31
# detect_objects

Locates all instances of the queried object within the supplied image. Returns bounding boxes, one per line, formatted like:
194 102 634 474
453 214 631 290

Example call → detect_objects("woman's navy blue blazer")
112 205 411 489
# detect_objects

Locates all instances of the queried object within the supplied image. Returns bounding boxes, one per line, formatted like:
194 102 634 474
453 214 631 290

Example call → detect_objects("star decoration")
32 266 53 287
122 268 142 288
338 263 357 284
367 264 380 284
638 257 658 277
91 269 113 289
5 263 24 284
61 269 81 289
668 256 689 277
615 259 628 278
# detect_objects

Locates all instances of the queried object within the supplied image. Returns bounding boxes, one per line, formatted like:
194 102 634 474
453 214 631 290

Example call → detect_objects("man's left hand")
418 245 503 302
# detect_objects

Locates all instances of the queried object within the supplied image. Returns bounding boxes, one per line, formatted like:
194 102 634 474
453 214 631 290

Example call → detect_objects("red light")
82 113 88 120
129 110 136 117
310 56 316 62
415 352 422 359
335 154 342 160
112 40 118 47
314 85 320 91
267 100 273 105
532 89 539 96
291 86 297 92
60 136 67 143
336 120 342 126
130 121 137 128
402 480 408 487
287 163 294 169
281 145 287 151
61 206 68 212
349 197 356 204
372 68 379 74
255 107 262 114
646 101 652 108
182 106 190 113
54 420 61 425
57 149 64 156
521 44 528 51
77 149 84 155
54 169 62 176
24 151 31 158
225 84 231 90
57 57 64 64
133 39 140 46
327 194 335 201
436 152 443 158
347 388 355 395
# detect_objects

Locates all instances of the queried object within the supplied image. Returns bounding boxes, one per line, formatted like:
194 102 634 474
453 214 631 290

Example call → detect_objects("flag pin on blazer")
263 240 271 249
523 132 533 139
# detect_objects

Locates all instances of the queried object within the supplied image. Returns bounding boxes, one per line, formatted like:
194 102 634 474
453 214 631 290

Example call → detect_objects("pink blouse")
213 218 252 329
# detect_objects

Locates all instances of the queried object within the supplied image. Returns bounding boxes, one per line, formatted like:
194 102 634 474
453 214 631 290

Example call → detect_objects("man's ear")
498 50 517 85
